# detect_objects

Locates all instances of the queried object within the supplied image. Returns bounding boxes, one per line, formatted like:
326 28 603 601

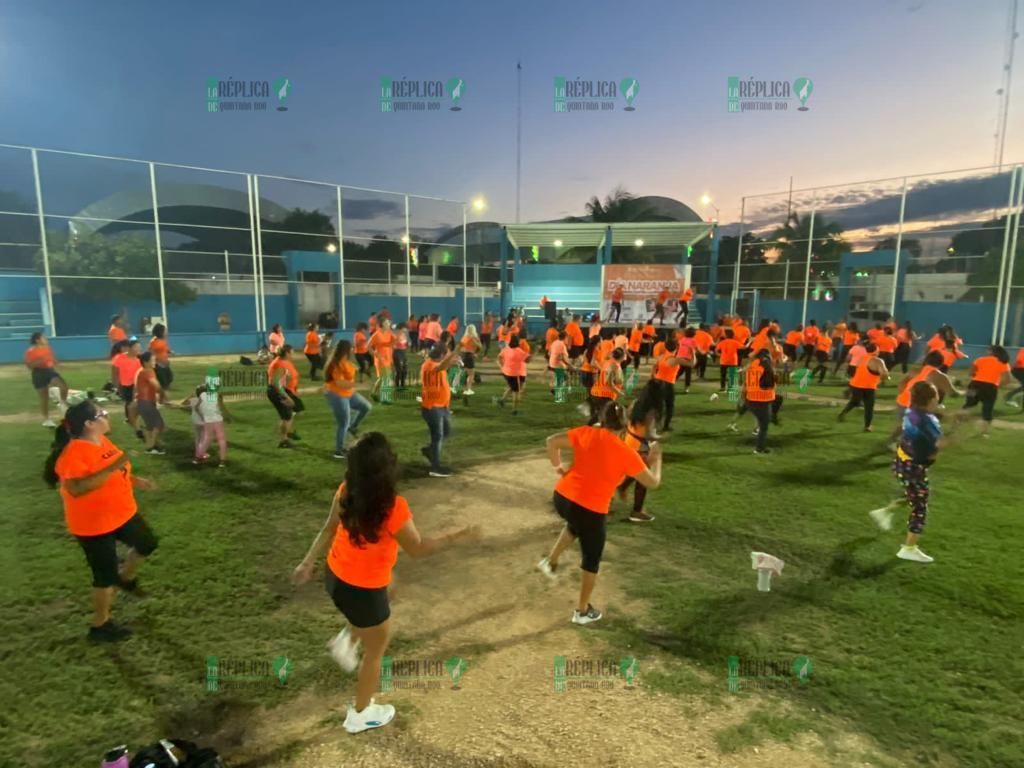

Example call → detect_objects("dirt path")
214 456 882 768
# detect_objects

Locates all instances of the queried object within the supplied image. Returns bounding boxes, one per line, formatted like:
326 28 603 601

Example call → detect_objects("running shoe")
536 557 558 581
629 510 655 523
571 604 603 625
146 447 167 455
327 627 361 673
343 700 395 734
41 419 57 428
464 389 475 396
753 448 772 455
428 466 453 478
88 621 132 643
897 545 934 563
868 507 894 531
726 423 738 432
333 450 347 460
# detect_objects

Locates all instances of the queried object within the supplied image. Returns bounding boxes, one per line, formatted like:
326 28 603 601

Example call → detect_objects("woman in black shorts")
292 432 479 734
45 400 158 642
24 332 68 427
537 401 663 624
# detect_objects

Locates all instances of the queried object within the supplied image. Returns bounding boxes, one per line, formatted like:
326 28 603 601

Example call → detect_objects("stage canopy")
503 221 714 249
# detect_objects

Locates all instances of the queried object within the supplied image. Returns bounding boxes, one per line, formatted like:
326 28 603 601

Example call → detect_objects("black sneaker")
428 466 453 478
88 621 132 643
117 577 143 596
288 432 302 441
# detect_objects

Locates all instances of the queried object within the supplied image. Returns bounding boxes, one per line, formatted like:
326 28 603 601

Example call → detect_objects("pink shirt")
588 325 602 338
422 321 443 342
500 346 529 377
548 339 568 369
394 330 409 350
113 353 142 387
848 345 870 367
613 334 628 349
268 332 284 353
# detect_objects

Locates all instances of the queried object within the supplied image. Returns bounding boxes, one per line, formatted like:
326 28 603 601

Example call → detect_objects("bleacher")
0 299 45 341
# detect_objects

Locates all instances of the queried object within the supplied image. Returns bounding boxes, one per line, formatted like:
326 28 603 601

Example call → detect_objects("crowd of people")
26 304 1024 734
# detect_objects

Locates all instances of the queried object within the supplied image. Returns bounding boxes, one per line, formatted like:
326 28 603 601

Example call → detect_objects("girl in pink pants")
191 383 229 467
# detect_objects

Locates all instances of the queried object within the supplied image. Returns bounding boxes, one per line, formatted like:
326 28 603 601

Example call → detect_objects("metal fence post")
30 149 56 336
800 200 817 326
889 177 909 318
247 174 261 334
404 195 412 318
253 175 267 332
783 259 790 299
992 166 1020 343
148 163 168 325
462 204 468 322
387 259 392 295
731 198 745 314
998 166 1024 343
336 186 346 329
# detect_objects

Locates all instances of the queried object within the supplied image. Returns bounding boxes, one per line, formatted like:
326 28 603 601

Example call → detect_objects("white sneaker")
415 395 422 403
536 557 558 581
897 545 934 563
572 604 603 625
869 507 894 532
41 419 57 428
464 389 475 396
327 627 361 673
726 423 738 432
343 699 396 734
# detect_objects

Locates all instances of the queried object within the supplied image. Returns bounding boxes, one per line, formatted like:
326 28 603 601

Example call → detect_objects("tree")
872 237 922 259
40 232 197 304
261 208 337 255
583 187 661 223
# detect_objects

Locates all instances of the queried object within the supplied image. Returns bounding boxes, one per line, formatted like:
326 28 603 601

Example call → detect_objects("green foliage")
40 232 197 304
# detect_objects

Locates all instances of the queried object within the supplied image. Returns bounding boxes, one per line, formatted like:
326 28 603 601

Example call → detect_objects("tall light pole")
516 61 522 223
700 193 720 221
995 0 1019 172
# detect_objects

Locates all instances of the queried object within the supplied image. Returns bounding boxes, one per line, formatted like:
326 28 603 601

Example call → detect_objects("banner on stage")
600 264 692 327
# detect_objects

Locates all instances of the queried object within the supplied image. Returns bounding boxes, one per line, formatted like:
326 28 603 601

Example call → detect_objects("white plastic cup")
757 569 772 592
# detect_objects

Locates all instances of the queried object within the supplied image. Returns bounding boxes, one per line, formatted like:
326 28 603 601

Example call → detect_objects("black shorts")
880 352 895 369
580 371 595 389
267 387 304 420
782 343 797 360
118 384 134 403
570 344 585 359
815 350 830 364
76 514 158 588
31 368 60 390
503 374 525 392
965 380 999 421
136 400 164 430
894 343 911 364
461 352 475 369
553 491 607 573
325 566 390 628
154 363 173 389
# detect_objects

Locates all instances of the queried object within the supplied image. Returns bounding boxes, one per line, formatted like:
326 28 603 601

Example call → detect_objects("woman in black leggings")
617 380 665 523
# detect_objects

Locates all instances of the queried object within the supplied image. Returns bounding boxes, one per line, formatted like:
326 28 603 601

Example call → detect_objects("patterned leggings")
893 457 929 534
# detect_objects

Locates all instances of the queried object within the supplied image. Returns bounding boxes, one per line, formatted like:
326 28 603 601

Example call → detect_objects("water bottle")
101 745 129 768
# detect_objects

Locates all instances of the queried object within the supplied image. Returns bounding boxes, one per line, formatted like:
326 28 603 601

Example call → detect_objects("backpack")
130 740 224 768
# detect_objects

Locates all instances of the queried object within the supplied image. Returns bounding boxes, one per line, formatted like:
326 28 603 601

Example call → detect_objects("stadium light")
553 239 563 247
401 235 410 244
472 197 487 213
326 242 337 253
634 238 644 247
700 193 720 221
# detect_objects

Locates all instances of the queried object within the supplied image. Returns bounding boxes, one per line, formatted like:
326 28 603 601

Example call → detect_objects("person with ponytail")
323 340 372 459
291 432 479 733
537 401 662 624
24 331 68 427
44 400 158 642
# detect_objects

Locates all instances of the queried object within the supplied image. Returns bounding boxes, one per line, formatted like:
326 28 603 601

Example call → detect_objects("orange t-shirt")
680 288 694 302
55 436 136 536
481 319 493 335
897 365 937 408
876 335 897 354
325 359 356 397
590 360 621 398
710 325 724 342
268 331 285 353
354 331 369 354
694 330 713 354
24 345 54 369
802 326 820 345
972 356 1010 386
716 338 741 366
107 325 127 344
612 285 625 302
642 323 655 340
545 327 560 349
408 318 419 332
148 337 169 363
785 330 802 347
112 353 141 387
447 320 459 335
370 330 394 366
867 328 884 343
554 427 646 514
589 324 602 339
564 322 584 347
459 335 479 353
816 336 833 353
135 368 159 401
304 331 321 356
420 359 451 408
940 348 957 368
843 330 859 346
628 328 643 353
1015 349 1024 369
654 352 680 383
733 324 751 345
851 360 882 390
268 358 300 391
652 341 666 361
656 290 669 305
745 360 776 402
326 484 412 589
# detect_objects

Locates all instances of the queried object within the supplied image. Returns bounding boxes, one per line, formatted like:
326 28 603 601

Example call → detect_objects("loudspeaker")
543 300 557 321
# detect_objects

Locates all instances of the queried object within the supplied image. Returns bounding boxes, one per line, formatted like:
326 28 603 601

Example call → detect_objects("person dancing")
324 341 372 459
838 342 888 431
617 380 665 523
961 345 1012 436
25 332 68 427
292 432 479 733
537 401 662 624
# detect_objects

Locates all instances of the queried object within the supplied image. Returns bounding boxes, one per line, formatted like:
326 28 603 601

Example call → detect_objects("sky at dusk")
2 0 1022 228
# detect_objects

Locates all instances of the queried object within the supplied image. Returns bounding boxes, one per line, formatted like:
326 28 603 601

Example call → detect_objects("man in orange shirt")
732 319 752 361
303 322 323 381
716 328 742 392
650 285 670 326
962 345 1012 432
675 286 694 326
642 320 657 363
25 332 68 427
111 338 142 433
609 283 625 323
627 321 644 374
564 314 585 361
693 323 714 380
653 339 693 432
420 342 461 477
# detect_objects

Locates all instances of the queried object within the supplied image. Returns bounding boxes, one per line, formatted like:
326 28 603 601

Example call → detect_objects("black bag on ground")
130 739 224 768
239 356 253 366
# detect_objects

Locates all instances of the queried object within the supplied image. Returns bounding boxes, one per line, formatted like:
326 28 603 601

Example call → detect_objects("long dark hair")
325 340 352 380
630 379 665 426
339 432 398 546
584 334 601 363
598 401 627 432
43 400 98 487
152 323 166 340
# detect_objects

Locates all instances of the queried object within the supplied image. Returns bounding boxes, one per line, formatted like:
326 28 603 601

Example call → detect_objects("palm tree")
581 187 659 222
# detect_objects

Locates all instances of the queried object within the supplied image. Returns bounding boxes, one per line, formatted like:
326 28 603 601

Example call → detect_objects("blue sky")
2 0 1021 226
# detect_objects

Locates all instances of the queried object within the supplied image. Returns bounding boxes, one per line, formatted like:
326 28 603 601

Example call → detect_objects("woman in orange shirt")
497 334 531 414
838 343 889 431
368 318 395 401
617 380 665 523
303 322 324 381
538 403 662 624
134 352 166 455
407 314 420 349
715 328 742 392
353 322 372 382
609 283 625 323
962 345 1012 431
459 325 481 396
479 313 495 360
292 432 479 733
627 321 644 374
268 323 285 356
268 345 304 448
1007 347 1024 406
675 286 694 326
45 400 158 642
587 347 626 425
653 339 693 432
393 322 410 391
323 341 372 458
148 323 174 401
893 321 918 373
25 332 68 427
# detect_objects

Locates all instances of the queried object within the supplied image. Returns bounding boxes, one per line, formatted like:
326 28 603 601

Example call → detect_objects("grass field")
0 354 1021 767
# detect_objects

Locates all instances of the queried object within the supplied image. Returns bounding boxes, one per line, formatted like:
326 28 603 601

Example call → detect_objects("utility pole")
516 60 522 223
